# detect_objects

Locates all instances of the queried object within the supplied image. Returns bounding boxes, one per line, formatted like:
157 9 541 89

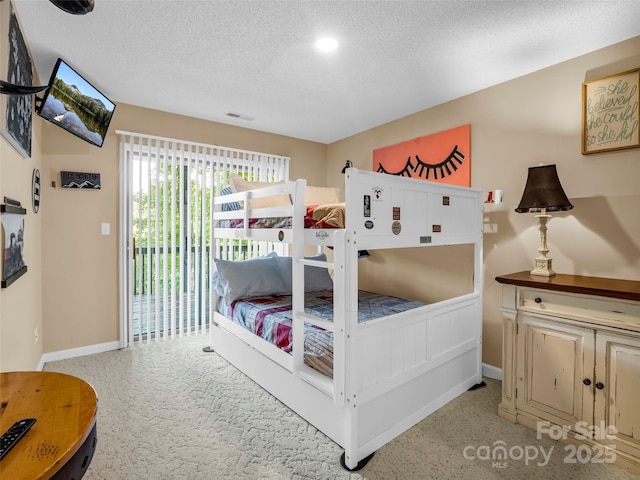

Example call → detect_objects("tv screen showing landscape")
37 58 116 148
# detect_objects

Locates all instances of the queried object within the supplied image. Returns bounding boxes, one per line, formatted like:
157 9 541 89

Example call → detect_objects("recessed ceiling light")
315 37 338 52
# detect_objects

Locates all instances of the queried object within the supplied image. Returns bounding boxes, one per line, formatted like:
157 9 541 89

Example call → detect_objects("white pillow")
229 174 291 209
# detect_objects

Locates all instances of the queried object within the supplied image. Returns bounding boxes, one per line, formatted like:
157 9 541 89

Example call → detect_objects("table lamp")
515 164 573 276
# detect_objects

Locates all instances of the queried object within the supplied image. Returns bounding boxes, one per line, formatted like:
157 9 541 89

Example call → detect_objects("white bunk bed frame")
209 168 483 470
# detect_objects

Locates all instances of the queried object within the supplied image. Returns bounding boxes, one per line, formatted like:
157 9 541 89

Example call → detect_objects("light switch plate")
101 223 110 235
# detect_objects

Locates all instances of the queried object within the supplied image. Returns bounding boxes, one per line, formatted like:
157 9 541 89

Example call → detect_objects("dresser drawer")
519 287 640 326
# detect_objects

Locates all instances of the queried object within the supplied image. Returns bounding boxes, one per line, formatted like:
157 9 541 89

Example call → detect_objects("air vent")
225 112 254 121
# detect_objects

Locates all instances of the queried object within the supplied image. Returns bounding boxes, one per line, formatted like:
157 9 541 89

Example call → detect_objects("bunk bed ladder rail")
291 228 346 408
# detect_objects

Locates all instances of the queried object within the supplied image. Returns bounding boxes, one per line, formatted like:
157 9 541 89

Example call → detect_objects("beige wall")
326 36 640 368
0 0 43 372
0 97 43 372
2 23 638 372
39 104 327 353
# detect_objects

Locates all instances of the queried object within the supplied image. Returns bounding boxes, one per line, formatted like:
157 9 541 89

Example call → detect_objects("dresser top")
495 271 640 302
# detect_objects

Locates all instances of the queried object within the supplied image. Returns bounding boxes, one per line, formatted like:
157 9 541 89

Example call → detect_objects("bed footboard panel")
343 293 482 464
356 346 479 457
356 294 481 400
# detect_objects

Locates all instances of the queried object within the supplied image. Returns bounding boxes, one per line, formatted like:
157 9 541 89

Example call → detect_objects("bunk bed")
208 168 484 470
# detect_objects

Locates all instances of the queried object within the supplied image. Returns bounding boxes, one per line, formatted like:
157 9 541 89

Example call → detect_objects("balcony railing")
131 244 249 337
133 244 250 295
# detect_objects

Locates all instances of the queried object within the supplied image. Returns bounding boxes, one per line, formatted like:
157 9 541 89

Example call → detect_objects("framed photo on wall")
582 68 640 155
0 0 35 158
1 199 27 288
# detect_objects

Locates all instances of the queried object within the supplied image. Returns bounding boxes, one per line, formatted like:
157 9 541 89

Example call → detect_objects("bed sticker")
393 207 400 220
392 221 401 235
278 230 284 241
315 230 329 240
371 187 383 201
365 220 374 229
363 195 371 217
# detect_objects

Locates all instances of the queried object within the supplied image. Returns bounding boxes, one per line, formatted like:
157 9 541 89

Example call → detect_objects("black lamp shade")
50 0 94 15
515 164 573 213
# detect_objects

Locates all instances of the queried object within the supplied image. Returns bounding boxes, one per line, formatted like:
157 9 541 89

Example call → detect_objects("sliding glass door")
118 132 289 345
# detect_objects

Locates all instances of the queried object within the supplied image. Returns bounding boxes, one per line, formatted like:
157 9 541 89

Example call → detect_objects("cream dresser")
496 272 640 475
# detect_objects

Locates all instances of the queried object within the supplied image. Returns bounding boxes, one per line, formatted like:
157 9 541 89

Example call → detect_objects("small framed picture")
1 198 28 288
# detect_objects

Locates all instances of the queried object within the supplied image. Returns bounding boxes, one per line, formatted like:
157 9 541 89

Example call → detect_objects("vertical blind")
118 131 290 345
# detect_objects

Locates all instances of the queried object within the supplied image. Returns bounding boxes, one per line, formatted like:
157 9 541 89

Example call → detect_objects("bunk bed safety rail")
212 181 300 219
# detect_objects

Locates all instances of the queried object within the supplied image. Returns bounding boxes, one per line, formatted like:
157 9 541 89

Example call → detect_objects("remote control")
0 418 36 460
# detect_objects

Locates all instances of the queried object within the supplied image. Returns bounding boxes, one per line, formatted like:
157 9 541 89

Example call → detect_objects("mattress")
218 289 426 377
217 203 346 229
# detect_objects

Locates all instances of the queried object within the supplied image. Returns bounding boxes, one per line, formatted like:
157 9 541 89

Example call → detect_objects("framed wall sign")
61 171 101 189
582 68 640 155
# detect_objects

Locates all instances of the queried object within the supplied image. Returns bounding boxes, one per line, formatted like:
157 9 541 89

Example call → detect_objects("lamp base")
531 257 556 277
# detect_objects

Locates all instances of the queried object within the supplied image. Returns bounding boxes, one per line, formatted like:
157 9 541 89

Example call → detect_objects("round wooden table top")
0 371 97 480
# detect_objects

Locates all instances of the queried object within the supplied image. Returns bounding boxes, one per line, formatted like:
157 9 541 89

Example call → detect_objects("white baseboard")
38 340 122 371
36 342 504 382
482 362 502 381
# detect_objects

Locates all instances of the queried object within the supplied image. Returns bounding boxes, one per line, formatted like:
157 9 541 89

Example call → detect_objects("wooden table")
0 371 97 480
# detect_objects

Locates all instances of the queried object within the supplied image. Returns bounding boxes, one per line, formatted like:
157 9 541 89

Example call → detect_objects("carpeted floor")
44 334 639 480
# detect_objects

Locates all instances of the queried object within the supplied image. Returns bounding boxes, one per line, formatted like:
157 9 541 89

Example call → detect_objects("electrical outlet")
34 326 39 344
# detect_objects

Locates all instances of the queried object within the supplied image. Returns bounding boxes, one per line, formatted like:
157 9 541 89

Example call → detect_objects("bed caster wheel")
202 346 215 353
340 451 374 471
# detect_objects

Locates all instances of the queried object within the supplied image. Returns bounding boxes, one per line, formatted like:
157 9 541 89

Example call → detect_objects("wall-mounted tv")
36 58 116 148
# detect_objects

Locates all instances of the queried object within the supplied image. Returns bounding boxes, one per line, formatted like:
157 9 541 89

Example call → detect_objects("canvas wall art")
373 124 471 187
0 0 34 158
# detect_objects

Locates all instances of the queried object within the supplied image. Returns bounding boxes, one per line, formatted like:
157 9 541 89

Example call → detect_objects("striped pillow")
220 186 240 211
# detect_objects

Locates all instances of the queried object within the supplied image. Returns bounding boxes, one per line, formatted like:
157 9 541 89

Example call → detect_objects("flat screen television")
36 58 116 148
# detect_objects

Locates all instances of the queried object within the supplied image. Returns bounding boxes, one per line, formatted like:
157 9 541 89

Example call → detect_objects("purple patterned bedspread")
218 289 426 376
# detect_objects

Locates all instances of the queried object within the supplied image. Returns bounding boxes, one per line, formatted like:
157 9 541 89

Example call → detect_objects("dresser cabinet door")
595 332 640 458
517 315 595 427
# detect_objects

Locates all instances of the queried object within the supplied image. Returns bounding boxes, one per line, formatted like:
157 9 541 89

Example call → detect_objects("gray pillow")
276 253 334 292
213 252 288 303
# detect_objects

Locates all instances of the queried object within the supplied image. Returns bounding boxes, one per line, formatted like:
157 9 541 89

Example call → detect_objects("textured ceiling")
11 0 640 144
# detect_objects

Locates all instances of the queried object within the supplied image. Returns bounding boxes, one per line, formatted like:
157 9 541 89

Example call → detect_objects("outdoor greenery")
132 165 258 295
